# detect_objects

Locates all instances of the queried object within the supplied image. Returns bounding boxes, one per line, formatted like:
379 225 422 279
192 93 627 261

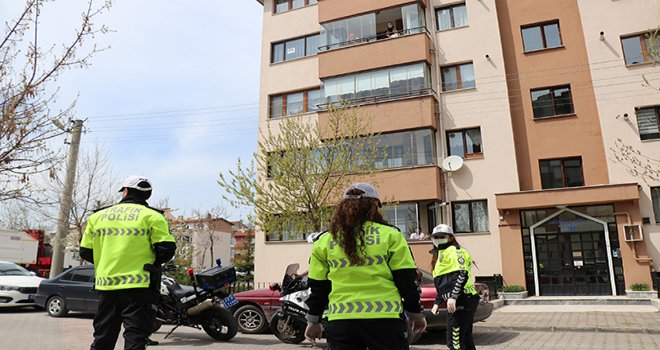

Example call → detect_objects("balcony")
318 0 428 23
318 95 437 135
374 166 443 202
318 29 431 79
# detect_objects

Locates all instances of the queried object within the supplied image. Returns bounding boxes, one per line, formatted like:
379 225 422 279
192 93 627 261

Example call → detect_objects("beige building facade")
253 0 660 295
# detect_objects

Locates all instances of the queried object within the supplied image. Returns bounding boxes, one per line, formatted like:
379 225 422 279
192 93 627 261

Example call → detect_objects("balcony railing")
318 26 430 52
317 86 435 111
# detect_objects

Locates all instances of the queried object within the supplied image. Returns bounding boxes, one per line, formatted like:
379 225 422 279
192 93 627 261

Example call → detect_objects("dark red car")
231 268 493 334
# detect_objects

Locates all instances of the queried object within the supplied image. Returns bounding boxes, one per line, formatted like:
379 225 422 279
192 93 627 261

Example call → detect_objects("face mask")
433 238 448 246
388 24 393 29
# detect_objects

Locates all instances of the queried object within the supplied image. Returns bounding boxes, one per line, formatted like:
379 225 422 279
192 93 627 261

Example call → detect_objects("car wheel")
47 296 68 317
234 305 268 334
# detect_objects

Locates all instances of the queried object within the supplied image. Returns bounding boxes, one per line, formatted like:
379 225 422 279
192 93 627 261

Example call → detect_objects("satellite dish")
441 155 464 172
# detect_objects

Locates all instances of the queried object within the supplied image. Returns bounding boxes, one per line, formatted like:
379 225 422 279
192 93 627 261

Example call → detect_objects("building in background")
253 0 660 295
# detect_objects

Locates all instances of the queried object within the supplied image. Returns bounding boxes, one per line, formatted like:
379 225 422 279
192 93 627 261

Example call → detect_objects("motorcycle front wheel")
201 305 238 341
270 313 306 344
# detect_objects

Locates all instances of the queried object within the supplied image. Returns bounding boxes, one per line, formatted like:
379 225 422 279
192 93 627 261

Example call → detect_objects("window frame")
441 62 475 92
621 32 653 65
273 0 317 14
530 84 574 119
652 187 660 224
635 106 660 140
539 157 584 189
451 199 489 233
521 20 563 53
446 127 483 159
271 33 321 63
269 87 322 118
435 2 468 31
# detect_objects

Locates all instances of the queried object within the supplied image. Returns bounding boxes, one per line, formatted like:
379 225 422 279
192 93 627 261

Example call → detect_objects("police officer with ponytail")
80 176 176 350
304 182 426 349
430 224 479 350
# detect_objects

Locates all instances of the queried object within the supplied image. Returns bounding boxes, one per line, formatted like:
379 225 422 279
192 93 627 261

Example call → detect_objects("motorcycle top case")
195 265 237 290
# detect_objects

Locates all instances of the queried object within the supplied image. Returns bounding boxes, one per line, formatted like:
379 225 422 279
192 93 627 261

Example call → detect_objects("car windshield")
0 262 32 276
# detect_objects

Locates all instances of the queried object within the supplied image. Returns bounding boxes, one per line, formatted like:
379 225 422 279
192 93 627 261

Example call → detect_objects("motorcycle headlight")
0 285 20 291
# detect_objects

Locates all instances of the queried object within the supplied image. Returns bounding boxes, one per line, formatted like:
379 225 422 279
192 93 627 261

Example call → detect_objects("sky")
0 0 264 220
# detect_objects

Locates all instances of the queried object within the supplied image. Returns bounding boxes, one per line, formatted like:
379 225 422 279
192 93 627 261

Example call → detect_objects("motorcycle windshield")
282 263 300 286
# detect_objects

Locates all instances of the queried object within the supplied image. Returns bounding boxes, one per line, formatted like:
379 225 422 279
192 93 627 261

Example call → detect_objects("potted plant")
499 285 528 300
626 283 658 299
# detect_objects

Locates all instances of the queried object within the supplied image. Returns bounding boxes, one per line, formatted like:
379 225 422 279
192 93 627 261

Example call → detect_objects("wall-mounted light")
599 31 605 41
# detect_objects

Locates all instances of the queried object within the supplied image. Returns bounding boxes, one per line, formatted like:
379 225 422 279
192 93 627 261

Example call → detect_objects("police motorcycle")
268 263 315 344
150 259 239 341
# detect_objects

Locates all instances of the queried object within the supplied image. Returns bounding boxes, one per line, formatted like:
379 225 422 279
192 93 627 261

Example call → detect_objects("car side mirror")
269 283 281 292
29 271 37 276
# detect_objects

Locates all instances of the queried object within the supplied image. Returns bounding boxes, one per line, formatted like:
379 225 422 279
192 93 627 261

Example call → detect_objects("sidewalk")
476 305 660 334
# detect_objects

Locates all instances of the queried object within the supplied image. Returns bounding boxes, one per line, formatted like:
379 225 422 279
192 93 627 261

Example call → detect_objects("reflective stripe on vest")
326 255 388 268
96 273 150 287
328 300 402 316
92 228 148 237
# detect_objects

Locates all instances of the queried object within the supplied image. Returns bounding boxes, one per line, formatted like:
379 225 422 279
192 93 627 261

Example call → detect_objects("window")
319 4 427 51
636 106 660 140
652 187 660 223
539 157 584 189
274 0 317 14
271 33 320 63
269 88 321 118
372 129 436 169
436 3 467 30
71 268 94 283
322 62 431 105
621 33 657 65
441 62 475 91
382 203 419 236
447 128 482 158
452 200 489 233
522 21 562 52
531 85 574 118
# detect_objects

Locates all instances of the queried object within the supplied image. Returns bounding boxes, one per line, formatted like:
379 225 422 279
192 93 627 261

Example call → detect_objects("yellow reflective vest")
80 203 175 291
432 245 477 298
308 221 417 321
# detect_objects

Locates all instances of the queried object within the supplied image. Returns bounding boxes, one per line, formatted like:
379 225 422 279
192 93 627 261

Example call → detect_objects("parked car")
0 260 44 308
231 268 493 334
34 264 98 317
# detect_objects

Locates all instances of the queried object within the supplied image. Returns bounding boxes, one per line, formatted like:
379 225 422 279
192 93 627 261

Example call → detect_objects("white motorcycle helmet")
431 224 453 247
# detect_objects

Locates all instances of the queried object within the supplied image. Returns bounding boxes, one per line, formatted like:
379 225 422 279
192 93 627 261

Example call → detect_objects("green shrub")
501 285 525 293
631 283 651 291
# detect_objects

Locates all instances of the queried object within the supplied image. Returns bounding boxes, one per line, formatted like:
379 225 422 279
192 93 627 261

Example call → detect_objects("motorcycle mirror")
187 267 194 276
269 283 281 292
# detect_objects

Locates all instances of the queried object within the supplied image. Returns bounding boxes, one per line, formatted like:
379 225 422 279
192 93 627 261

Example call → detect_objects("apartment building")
253 0 660 296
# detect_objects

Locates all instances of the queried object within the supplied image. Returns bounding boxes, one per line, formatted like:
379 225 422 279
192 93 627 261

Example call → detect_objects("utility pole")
50 119 83 278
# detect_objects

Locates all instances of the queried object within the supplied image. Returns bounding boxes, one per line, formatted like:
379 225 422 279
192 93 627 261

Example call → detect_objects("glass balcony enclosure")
319 4 427 51
322 62 431 105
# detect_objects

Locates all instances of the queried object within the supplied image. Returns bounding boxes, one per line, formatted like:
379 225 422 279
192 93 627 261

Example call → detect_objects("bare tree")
218 104 384 240
0 0 111 202
0 201 47 230
33 144 118 247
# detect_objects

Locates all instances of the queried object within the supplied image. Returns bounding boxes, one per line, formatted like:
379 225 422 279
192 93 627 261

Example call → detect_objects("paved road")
2 308 660 350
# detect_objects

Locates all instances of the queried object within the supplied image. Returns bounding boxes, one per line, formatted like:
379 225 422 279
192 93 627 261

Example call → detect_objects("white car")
0 261 44 308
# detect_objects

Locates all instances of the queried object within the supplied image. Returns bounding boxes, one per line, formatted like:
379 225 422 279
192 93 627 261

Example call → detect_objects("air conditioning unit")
623 224 643 242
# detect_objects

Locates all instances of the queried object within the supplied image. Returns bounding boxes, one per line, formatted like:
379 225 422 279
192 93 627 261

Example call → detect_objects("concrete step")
501 296 654 306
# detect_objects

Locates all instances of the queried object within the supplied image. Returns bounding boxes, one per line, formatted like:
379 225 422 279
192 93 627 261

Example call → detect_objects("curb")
475 324 660 335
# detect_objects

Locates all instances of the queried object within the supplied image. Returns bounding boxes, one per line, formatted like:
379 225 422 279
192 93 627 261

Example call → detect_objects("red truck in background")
0 229 52 277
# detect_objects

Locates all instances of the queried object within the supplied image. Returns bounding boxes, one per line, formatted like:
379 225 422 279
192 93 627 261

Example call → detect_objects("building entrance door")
535 231 611 296
529 207 617 296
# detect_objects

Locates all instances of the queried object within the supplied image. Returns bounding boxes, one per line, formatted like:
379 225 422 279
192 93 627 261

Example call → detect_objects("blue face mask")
433 238 448 246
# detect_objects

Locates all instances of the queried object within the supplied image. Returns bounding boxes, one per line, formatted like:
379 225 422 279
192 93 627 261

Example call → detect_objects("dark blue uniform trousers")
90 288 154 350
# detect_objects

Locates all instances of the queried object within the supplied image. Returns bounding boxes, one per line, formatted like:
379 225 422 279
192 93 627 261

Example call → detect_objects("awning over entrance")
495 183 639 210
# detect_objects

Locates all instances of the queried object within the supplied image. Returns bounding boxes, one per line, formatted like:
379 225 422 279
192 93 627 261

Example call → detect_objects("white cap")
431 224 453 237
118 175 152 192
343 182 380 201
